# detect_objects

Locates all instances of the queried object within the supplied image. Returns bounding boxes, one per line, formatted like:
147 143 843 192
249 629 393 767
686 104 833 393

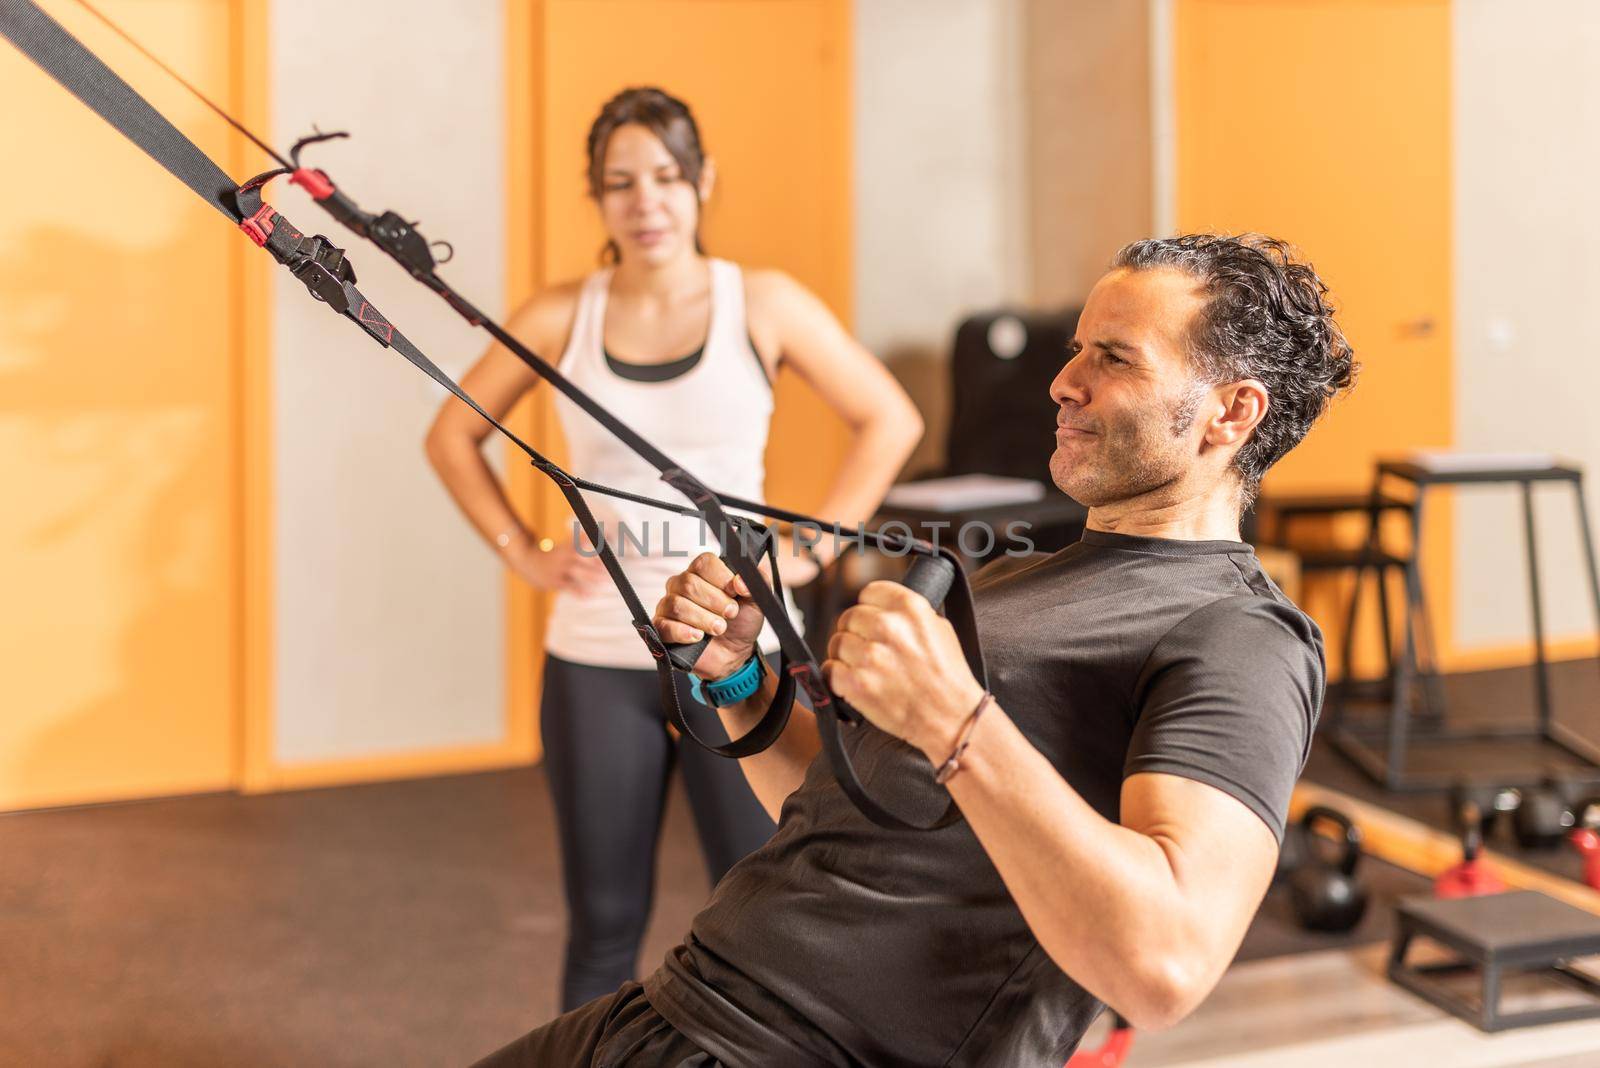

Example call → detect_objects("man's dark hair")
1112 233 1357 504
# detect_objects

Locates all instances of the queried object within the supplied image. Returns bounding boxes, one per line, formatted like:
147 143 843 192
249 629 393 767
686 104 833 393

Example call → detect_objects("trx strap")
2 0 987 830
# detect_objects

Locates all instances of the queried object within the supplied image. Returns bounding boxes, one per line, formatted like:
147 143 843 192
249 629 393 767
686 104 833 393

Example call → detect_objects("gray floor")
0 767 709 1067
5 763 1600 1067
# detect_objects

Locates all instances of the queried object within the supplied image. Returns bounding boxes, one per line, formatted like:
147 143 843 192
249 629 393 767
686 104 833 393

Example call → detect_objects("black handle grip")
665 633 714 673
662 551 955 674
663 546 740 672
901 552 955 610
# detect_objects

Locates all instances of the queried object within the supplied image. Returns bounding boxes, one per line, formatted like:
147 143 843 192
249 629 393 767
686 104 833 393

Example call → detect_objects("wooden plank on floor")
1128 945 1600 1068
1146 1018 1600 1068
1126 945 1429 1066
1291 782 1600 915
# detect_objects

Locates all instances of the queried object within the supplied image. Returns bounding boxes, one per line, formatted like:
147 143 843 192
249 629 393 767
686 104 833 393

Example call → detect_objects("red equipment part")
1572 827 1600 891
1066 1017 1134 1068
1437 800 1508 899
1435 857 1507 898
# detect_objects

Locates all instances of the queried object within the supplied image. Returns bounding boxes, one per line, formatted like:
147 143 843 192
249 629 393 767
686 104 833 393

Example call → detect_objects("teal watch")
690 653 767 707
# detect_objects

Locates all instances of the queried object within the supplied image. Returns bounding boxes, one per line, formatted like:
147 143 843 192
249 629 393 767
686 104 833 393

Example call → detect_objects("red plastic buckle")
290 167 335 201
239 204 276 247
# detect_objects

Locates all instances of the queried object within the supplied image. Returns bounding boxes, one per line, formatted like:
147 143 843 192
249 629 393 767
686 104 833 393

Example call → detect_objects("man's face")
1048 268 1213 507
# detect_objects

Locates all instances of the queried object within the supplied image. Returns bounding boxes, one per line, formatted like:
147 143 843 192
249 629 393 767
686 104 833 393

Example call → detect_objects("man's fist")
654 552 766 679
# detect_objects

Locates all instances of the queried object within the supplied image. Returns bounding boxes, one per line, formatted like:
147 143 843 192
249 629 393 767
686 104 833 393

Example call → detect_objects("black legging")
540 653 778 1011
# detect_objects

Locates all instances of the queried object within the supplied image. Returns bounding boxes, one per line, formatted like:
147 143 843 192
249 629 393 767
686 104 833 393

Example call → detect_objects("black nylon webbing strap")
817 547 981 830
232 170 788 757
1 0 790 761
0 0 237 219
277 129 986 824
6 0 990 828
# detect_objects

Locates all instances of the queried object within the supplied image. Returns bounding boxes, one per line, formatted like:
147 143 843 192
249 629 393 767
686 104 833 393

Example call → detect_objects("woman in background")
425 86 922 1010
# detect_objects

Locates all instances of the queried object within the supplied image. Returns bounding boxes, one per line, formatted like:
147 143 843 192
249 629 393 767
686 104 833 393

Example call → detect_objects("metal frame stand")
1325 461 1600 792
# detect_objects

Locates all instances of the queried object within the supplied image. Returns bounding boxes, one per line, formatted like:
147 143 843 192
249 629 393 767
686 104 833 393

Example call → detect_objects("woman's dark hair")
586 86 708 264
1112 233 1358 505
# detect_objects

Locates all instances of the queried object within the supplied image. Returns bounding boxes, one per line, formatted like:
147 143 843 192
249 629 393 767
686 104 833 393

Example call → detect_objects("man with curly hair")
472 234 1357 1067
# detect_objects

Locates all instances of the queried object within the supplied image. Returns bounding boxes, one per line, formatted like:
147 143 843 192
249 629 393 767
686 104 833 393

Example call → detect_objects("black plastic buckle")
789 663 835 712
289 236 357 315
633 621 668 662
660 468 718 508
369 210 437 277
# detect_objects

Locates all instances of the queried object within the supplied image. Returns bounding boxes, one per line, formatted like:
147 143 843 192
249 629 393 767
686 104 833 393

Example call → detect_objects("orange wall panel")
0 0 253 809
1175 0 1453 672
536 0 853 508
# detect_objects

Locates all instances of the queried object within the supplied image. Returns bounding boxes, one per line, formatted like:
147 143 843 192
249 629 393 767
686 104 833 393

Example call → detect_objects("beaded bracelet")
933 691 996 785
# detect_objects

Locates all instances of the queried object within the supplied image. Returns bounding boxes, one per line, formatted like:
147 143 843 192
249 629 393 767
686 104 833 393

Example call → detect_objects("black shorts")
468 982 720 1068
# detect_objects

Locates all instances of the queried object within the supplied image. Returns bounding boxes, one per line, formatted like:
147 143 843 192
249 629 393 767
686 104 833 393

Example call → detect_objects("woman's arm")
424 285 605 594
747 270 925 556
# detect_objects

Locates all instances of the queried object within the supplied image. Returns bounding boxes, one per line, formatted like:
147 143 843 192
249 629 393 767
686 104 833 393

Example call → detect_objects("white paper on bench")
883 475 1049 511
1407 450 1558 473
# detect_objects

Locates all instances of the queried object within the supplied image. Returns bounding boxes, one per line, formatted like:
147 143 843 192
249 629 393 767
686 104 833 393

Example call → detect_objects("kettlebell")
1288 805 1370 933
1275 818 1308 883
1513 777 1576 850
1450 781 1520 842
1436 794 1507 898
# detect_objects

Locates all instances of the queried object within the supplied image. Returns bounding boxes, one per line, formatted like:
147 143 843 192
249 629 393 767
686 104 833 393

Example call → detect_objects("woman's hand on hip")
504 536 609 595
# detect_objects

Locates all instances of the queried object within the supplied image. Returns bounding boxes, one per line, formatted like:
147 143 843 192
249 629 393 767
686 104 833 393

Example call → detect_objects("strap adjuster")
633 621 667 661
288 237 351 310
788 662 833 710
239 204 276 246
369 211 437 276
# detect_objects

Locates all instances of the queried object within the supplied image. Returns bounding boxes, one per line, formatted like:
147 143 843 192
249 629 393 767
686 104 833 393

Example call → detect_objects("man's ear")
1206 379 1269 449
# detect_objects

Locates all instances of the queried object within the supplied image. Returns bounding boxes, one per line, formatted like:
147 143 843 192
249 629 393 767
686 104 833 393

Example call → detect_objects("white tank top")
544 259 801 668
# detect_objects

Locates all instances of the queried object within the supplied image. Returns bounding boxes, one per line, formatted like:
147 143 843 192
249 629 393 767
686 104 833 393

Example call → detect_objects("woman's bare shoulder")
507 276 588 353
741 265 806 308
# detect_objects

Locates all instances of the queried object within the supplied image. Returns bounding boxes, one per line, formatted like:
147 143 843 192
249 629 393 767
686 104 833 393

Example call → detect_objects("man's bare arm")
710 674 820 821
942 706 1278 1030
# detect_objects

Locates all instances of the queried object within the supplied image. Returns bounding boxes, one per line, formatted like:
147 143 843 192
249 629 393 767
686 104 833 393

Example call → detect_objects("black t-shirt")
643 531 1325 1067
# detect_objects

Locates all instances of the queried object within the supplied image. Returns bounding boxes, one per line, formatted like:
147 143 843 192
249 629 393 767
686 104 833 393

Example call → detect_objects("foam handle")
665 633 712 674
902 552 955 610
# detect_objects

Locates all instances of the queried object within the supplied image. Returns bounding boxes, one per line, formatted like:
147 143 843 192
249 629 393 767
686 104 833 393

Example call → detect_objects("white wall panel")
270 0 505 762
1453 0 1600 648
852 0 1029 357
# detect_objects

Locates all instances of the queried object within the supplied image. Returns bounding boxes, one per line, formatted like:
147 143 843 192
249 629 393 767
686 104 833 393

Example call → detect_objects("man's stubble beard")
1050 387 1204 508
